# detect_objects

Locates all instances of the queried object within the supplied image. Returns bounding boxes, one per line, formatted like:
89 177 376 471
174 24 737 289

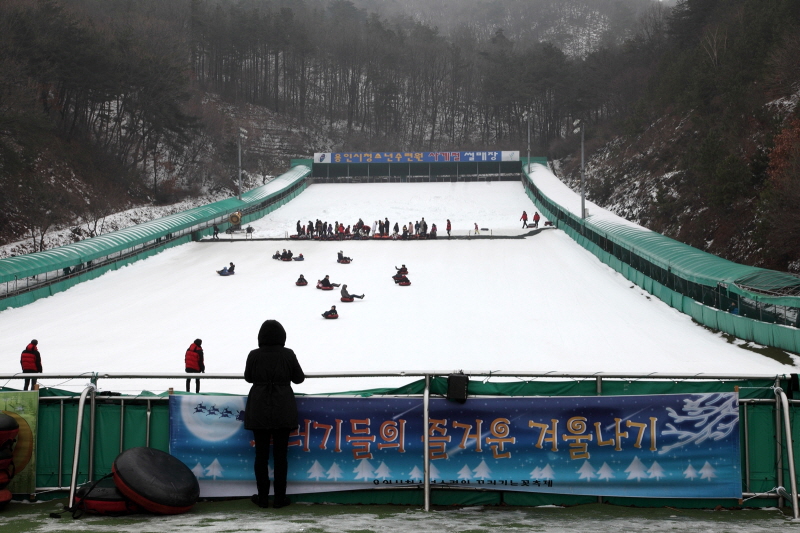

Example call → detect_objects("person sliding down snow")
394 274 409 284
319 275 340 288
322 305 338 318
337 251 352 262
217 266 230 275
272 250 281 260
297 274 307 284
341 284 364 299
228 262 235 274
395 264 407 274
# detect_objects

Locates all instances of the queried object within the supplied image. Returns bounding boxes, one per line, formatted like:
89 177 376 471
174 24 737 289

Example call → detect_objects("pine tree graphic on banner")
473 460 492 480
353 458 376 480
625 456 648 481
327 462 344 480
192 462 205 478
375 462 392 479
699 461 717 481
409 466 424 481
539 464 556 480
308 460 326 480
648 461 666 480
429 462 442 480
577 460 596 481
597 462 615 481
205 458 224 480
458 464 473 480
529 466 542 479
683 463 699 480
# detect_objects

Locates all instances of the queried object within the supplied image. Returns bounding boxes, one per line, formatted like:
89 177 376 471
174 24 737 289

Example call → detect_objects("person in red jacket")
185 339 205 393
533 211 541 228
520 210 528 228
21 339 42 391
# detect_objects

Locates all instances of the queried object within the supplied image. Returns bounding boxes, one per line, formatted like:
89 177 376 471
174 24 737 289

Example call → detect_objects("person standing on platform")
245 320 305 509
21 339 42 391
185 339 205 393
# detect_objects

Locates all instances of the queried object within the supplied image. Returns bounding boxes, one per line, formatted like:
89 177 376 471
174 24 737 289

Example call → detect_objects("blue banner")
313 151 519 164
169 393 741 498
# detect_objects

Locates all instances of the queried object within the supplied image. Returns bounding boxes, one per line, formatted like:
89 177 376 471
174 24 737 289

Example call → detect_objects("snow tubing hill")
340 297 354 302
112 447 199 515
76 477 137 515
0 414 18 449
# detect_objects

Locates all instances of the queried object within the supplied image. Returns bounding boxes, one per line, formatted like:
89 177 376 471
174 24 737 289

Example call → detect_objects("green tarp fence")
11 376 797 508
522 165 800 355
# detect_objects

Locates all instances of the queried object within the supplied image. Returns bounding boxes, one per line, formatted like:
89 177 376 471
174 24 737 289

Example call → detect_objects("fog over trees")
1 0 799 271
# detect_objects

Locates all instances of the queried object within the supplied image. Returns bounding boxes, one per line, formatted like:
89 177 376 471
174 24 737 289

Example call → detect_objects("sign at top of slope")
314 151 519 164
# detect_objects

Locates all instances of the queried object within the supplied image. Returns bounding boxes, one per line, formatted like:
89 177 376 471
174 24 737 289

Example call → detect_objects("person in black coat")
245 320 305 509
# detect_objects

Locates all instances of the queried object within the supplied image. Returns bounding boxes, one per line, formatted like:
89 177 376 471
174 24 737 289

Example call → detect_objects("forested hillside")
1 0 799 272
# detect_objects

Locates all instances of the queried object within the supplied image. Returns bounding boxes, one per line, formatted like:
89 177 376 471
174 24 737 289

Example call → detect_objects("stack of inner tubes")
112 447 199 515
70 447 198 517
0 413 19 508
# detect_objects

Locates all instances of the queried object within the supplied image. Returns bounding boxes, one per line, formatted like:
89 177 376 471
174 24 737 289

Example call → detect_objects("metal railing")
2 370 798 515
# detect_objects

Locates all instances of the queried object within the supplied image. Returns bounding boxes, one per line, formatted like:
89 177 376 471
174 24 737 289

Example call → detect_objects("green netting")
522 169 800 355
0 165 310 285
25 378 792 507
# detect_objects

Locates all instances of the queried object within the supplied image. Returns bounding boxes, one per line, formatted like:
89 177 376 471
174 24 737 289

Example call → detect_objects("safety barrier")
1 370 798 514
522 164 800 354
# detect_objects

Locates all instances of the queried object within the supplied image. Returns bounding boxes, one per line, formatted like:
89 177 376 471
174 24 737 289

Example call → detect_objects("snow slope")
0 180 795 396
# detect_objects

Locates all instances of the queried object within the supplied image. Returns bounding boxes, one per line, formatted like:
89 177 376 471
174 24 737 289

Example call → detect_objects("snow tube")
0 489 11 508
322 313 339 319
76 477 137 515
0 466 13 490
340 297 354 302
112 447 199 515
281 257 292 261
398 281 411 286
0 448 13 472
337 259 351 264
293 257 304 261
217 270 234 276
296 280 308 286
0 414 18 449
316 283 334 290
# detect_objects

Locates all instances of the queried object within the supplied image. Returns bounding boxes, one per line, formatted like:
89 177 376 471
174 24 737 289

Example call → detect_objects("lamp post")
526 109 531 169
237 128 247 201
581 120 585 220
572 119 586 219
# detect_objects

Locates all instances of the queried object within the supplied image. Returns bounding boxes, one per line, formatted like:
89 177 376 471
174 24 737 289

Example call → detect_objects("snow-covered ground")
0 178 796 396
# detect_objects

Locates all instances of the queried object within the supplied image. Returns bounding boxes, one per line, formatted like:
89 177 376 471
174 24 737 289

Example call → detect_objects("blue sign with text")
169 392 741 498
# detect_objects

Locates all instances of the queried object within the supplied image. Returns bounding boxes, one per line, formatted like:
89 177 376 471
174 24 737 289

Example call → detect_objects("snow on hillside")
0 178 795 396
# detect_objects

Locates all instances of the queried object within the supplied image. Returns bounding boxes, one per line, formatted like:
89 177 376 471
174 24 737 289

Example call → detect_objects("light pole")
526 109 531 169
573 118 585 220
581 120 585 220
237 128 247 201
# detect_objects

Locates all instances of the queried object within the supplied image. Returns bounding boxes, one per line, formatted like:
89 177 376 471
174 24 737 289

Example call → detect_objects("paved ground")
1 499 799 533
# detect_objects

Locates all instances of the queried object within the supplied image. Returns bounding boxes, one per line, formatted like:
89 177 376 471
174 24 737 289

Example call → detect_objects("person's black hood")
258 320 286 347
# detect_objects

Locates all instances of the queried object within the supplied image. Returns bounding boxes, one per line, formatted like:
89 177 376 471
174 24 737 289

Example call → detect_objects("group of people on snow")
520 210 541 229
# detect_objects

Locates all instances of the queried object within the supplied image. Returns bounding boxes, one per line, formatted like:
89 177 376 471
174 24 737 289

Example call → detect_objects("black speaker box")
447 374 469 404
